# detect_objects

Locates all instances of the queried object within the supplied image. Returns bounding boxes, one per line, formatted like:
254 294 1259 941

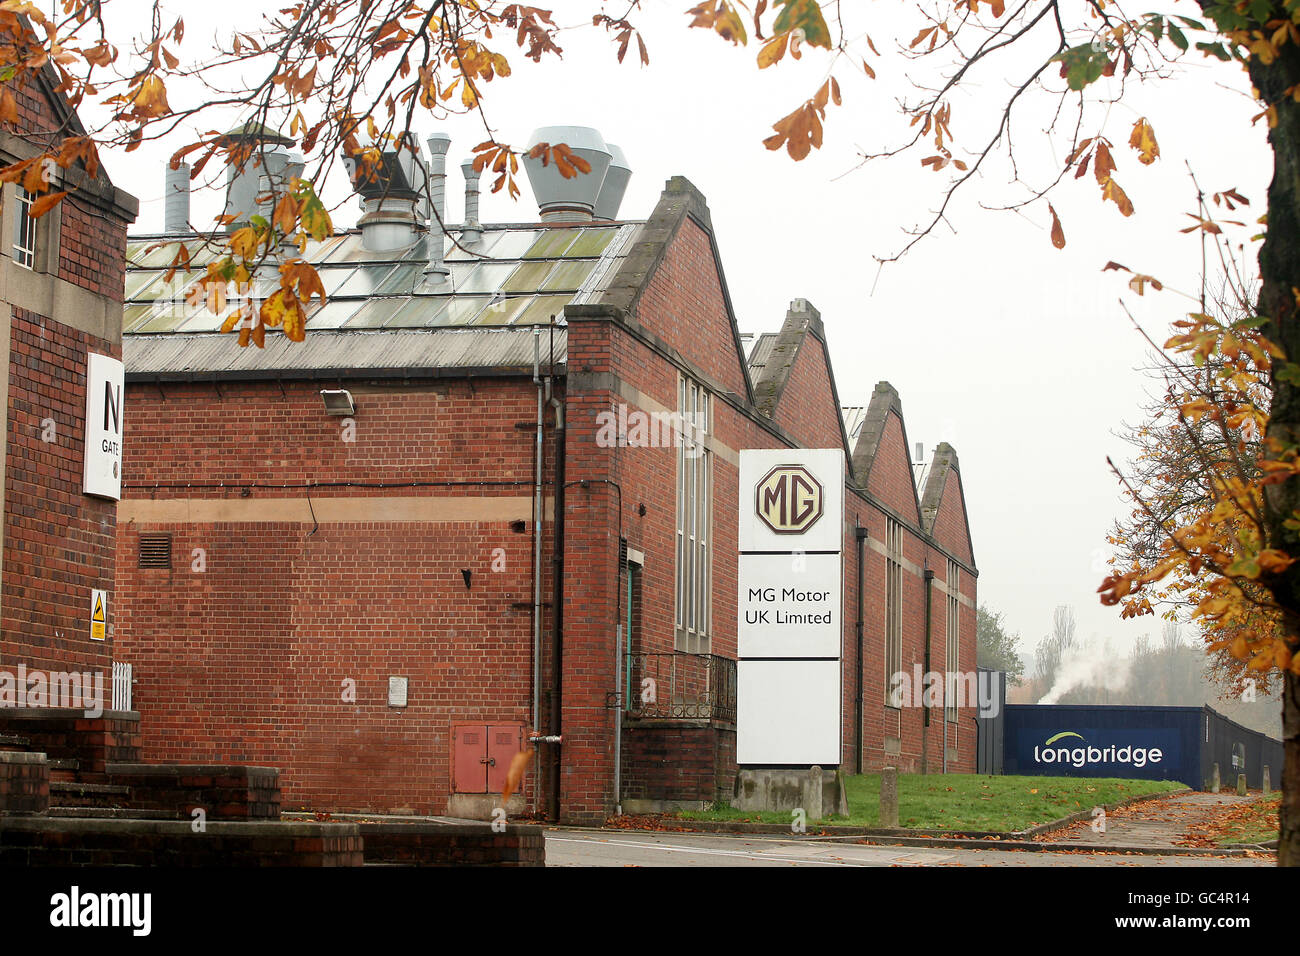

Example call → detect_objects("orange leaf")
1048 203 1065 249
501 748 534 802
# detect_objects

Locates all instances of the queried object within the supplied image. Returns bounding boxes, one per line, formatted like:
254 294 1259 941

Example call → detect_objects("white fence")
111 661 132 712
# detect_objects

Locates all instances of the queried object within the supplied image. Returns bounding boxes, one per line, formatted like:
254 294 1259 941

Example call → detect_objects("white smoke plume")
1037 636 1132 704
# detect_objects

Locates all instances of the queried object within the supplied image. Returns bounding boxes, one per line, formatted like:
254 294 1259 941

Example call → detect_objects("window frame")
12 186 37 270
884 518 903 706
674 375 712 654
945 558 960 724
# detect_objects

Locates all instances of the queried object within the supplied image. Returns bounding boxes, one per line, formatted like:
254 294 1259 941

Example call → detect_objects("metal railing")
624 652 736 723
112 661 132 712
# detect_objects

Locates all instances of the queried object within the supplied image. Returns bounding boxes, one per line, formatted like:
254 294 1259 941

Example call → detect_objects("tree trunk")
1247 33 1300 867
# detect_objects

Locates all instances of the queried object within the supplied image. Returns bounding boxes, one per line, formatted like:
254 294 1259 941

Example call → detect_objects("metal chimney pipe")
164 162 190 233
425 132 451 279
461 158 482 245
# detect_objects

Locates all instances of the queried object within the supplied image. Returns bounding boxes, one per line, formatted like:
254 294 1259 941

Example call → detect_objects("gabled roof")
920 441 975 561
849 381 923 523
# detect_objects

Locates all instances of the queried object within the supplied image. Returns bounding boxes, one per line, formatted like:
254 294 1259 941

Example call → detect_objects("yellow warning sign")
90 589 107 641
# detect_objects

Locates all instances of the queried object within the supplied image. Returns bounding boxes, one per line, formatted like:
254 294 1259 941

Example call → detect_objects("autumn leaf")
1102 177 1134 216
1048 203 1066 249
501 748 534 802
29 190 67 217
1129 118 1160 165
772 0 832 49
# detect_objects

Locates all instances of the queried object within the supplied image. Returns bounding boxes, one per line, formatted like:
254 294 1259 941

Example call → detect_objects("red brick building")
115 131 976 824
0 63 137 686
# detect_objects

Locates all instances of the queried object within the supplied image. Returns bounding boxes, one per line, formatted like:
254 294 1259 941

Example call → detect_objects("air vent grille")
138 533 172 569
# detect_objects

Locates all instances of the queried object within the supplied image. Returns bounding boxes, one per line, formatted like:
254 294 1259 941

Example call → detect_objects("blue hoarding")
1003 705 1201 786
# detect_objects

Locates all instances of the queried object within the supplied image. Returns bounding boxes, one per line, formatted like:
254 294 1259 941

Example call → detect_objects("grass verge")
675 774 1189 832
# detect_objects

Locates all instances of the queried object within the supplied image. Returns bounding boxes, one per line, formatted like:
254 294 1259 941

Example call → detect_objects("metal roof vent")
344 133 426 253
594 143 631 221
164 162 190 233
522 126 612 222
217 123 299 233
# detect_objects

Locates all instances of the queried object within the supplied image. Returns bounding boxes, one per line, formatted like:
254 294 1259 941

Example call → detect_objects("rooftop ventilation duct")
522 126 612 222
217 122 298 233
461 158 483 246
164 162 190 233
424 132 451 279
593 143 631 221
343 132 425 253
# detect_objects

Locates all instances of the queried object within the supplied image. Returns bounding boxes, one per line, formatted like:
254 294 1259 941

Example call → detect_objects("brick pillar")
558 312 621 825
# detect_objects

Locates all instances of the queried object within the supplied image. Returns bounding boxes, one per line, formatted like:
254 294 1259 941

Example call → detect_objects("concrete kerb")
599 787 1276 857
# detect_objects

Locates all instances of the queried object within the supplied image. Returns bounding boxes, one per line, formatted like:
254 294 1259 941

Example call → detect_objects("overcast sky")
92 0 1274 667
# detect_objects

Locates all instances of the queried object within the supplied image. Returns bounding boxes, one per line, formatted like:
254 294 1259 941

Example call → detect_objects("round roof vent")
522 126 612 222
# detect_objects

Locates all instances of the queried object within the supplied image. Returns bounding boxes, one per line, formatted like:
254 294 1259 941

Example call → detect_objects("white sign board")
737 448 845 766
82 353 124 500
739 552 842 658
737 659 841 765
739 448 844 553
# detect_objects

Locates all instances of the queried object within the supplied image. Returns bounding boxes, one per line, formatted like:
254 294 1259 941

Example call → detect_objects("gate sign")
82 353 124 500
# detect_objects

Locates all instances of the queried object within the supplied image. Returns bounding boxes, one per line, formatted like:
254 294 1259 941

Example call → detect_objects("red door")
452 723 524 794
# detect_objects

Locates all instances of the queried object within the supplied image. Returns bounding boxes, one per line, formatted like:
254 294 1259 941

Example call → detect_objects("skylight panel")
564 228 617 258
475 296 530 325
386 297 452 327
501 260 554 293
523 229 579 259
517 294 572 325
540 259 595 292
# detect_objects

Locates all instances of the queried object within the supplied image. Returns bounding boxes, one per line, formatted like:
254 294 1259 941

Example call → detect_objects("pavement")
1035 791 1271 851
543 826 1273 866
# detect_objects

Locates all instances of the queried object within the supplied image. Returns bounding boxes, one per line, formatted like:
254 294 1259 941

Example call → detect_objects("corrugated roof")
746 332 778 374
124 327 567 379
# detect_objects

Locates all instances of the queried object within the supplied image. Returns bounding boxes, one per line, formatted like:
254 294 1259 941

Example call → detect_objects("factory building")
114 127 977 823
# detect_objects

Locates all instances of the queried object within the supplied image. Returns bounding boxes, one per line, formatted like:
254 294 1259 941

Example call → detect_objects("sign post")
735 449 846 813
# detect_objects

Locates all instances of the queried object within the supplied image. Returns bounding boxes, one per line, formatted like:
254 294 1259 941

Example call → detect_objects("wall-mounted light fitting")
320 389 356 416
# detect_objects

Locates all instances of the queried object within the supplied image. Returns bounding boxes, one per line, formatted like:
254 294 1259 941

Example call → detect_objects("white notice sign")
739 552 842 658
82 353 124 500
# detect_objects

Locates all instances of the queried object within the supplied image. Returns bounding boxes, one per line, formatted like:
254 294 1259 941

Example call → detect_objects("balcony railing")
624 652 736 724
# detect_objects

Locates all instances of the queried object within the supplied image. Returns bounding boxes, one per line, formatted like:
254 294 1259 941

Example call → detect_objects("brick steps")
46 806 162 821
50 781 130 810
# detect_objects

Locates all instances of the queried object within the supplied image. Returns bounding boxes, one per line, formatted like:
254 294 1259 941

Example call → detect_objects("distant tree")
1033 605 1078 691
976 604 1024 685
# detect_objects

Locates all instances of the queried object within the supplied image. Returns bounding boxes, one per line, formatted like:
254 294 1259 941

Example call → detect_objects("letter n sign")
83 353 124 500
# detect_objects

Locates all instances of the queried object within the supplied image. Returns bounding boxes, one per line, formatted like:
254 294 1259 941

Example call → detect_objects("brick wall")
621 721 736 807
116 377 554 814
2 311 119 675
1 66 132 680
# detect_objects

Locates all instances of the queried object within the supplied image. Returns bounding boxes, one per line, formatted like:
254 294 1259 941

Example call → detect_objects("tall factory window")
946 558 960 723
676 376 711 653
884 518 903 704
13 187 37 269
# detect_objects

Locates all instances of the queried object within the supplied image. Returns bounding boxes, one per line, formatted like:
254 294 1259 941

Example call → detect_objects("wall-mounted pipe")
855 525 866 775
923 565 935 775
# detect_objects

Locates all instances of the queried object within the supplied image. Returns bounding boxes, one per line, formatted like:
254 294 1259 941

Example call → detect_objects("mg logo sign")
755 465 824 534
